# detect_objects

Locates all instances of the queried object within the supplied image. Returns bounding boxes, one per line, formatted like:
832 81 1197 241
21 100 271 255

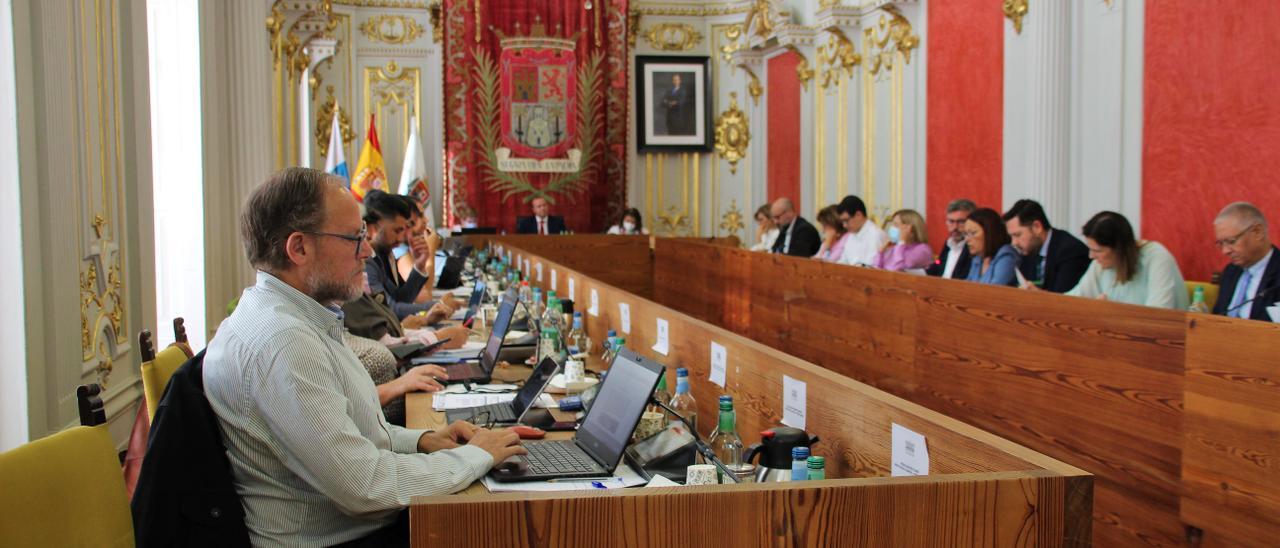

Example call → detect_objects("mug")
563 360 585 383
686 464 718 486
634 411 665 441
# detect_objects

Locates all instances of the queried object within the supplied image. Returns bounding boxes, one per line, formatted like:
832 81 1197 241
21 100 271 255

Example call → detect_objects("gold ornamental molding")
632 2 753 17
642 22 704 52
864 6 919 77
816 29 859 90
359 14 424 45
315 87 355 158
744 0 781 39
428 1 443 43
1004 0 1028 35
720 200 746 235
364 60 422 145
783 45 815 91
333 0 429 7
739 64 763 105
714 93 750 174
718 24 744 64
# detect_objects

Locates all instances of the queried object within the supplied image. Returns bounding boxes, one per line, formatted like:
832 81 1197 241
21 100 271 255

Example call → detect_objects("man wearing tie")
515 196 566 235
1212 202 1279 320
1002 199 1090 293
662 73 693 136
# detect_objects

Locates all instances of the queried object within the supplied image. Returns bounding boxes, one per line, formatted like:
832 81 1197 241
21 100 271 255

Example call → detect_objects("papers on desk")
481 463 648 492
1268 305 1280 322
414 341 486 364
433 393 515 411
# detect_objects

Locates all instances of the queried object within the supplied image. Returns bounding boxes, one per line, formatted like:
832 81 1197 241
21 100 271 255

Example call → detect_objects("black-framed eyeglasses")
1214 224 1257 248
303 223 368 258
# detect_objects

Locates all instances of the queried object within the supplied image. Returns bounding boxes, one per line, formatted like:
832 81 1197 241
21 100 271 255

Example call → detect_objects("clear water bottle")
567 312 591 358
648 370 670 415
669 367 697 434
600 329 617 361
1188 286 1210 313
791 447 810 481
539 326 562 363
709 396 744 478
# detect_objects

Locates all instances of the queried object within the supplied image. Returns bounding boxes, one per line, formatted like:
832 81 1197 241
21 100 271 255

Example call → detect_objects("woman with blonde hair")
875 209 934 272
814 205 852 262
749 204 780 252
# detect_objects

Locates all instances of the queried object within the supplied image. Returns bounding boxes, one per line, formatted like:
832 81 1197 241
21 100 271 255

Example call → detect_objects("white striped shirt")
204 271 492 546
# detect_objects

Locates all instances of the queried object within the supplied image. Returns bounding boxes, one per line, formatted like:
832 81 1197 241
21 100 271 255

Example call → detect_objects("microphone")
648 395 741 483
1225 283 1280 315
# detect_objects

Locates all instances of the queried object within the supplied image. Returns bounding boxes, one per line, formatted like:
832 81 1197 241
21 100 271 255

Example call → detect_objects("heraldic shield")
499 47 577 160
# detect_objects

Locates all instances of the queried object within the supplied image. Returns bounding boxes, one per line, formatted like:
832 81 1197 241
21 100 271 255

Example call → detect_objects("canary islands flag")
322 107 348 183
352 115 388 202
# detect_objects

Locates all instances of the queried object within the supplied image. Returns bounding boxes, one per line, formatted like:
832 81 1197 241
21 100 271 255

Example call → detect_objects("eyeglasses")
963 230 981 239
303 223 368 258
946 217 969 226
1214 224 1256 248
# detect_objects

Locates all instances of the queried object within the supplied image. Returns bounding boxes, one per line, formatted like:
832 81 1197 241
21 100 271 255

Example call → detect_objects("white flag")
398 117 433 228
323 107 348 183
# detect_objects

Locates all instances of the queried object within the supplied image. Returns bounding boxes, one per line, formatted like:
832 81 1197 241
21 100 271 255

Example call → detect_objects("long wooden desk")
644 237 1280 547
407 241 1092 547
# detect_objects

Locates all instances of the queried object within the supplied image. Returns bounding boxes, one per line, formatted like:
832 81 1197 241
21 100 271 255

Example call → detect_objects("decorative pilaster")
1003 0 1070 223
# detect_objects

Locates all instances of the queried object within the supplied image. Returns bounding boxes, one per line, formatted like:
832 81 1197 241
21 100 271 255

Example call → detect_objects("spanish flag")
352 115 388 202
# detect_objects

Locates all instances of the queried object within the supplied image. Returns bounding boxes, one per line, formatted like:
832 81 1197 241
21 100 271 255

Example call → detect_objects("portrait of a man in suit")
659 72 695 136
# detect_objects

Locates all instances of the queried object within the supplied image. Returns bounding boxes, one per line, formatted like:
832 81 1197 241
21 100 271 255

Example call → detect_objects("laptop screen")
480 293 517 370
574 347 664 468
468 280 486 308
512 357 558 414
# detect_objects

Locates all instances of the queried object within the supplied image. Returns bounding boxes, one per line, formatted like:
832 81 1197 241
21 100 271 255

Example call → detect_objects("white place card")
589 289 600 316
652 318 670 355
782 375 806 429
535 262 543 283
891 423 929 477
619 303 632 334
551 269 557 292
568 277 576 301
709 342 727 387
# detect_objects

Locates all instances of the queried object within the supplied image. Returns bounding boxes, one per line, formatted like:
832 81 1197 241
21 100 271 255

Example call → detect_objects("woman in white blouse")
607 207 650 235
750 204 780 252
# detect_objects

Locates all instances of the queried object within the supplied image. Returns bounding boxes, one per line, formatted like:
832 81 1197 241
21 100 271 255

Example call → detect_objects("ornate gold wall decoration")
714 93 750 175
364 60 422 145
864 7 920 77
627 9 642 48
634 4 752 17
816 29 859 90
719 24 743 64
334 0 429 7
819 0 843 8
744 0 777 39
784 46 814 91
315 88 355 158
359 14 424 45
428 1 443 43
1004 0 1028 34
739 65 763 106
642 22 703 52
720 200 745 235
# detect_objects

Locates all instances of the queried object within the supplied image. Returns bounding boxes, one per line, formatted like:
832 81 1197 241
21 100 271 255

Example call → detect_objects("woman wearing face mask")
1053 211 1189 309
875 209 933 272
607 207 650 235
750 204 780 251
814 205 852 262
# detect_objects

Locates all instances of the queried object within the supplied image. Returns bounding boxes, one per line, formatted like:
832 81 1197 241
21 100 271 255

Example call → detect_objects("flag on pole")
398 116 433 228
352 114 388 202
323 106 348 183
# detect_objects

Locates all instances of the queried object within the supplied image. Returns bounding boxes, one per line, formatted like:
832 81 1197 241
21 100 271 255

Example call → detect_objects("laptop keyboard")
521 441 600 475
445 362 482 379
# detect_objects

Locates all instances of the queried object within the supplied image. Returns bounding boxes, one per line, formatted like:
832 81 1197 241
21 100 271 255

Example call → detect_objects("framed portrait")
635 56 712 152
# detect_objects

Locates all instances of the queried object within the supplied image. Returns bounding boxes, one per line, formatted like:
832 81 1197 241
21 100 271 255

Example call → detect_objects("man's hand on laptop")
393 365 447 397
468 428 527 465
441 293 461 309
423 301 451 324
417 420 475 453
434 325 470 349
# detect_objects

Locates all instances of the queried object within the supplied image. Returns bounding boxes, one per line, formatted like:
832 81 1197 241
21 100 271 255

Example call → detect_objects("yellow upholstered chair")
140 328 193 423
1186 281 1219 309
0 425 134 547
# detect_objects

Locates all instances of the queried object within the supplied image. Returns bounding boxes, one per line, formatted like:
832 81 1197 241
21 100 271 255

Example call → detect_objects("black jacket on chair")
1015 230 1092 293
132 350 251 547
770 217 822 257
515 215 566 235
1212 246 1280 320
925 242 972 280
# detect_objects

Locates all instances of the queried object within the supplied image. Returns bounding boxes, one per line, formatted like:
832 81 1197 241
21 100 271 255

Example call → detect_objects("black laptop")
421 292 516 384
445 356 559 424
457 280 486 323
489 347 664 482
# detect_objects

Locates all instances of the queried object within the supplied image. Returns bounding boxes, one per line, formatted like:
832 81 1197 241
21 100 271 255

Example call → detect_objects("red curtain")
442 0 629 233
766 51 801 206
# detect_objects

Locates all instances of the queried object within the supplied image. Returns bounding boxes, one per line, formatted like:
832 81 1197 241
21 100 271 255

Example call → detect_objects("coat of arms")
494 22 582 173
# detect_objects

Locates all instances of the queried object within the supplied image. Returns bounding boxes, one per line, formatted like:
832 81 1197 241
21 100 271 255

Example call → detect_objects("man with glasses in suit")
1212 202 1279 321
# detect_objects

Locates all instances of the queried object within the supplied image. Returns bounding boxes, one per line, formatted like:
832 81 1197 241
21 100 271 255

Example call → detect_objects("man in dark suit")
926 198 976 279
363 190 451 321
515 196 567 235
769 197 822 257
1211 202 1279 320
661 73 694 135
1002 199 1090 293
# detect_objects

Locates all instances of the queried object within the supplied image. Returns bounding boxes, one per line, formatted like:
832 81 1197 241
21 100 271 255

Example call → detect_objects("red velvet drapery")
442 0 629 233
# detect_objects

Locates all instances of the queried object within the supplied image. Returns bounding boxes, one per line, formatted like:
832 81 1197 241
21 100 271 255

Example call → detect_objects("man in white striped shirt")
204 168 525 546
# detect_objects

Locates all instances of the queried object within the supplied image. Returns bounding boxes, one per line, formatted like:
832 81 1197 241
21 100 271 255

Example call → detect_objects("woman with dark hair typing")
1057 211 1189 309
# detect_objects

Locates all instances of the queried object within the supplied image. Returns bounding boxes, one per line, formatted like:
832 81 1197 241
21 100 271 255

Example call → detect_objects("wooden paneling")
651 238 1240 547
1183 315 1280 548
412 473 1091 548
473 235 653 298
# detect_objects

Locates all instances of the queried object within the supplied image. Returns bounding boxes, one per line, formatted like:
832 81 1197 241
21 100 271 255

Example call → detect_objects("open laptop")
489 347 664 482
417 291 517 384
445 356 559 424
451 279 486 323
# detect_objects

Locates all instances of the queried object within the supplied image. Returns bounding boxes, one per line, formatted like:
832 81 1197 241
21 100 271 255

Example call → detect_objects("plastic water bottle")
669 367 697 434
806 456 825 480
791 447 810 481
1188 286 1210 314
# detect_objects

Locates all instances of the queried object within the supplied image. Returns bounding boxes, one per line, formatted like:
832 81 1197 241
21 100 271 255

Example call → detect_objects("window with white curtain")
0 0 30 451
147 0 206 349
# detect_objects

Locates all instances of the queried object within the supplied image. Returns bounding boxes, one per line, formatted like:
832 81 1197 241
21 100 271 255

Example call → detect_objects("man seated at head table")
964 207 1020 287
1002 199 1091 293
205 168 526 546
926 198 976 279
1051 211 1189 309
515 196 567 235
769 197 823 257
362 189 450 321
1212 202 1280 320
834 195 889 266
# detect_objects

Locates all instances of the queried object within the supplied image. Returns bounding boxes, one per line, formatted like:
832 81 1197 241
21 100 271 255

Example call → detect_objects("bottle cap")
676 367 688 377
608 329 617 337
719 395 733 403
792 447 810 459
807 456 825 468
718 399 733 411
574 311 583 317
